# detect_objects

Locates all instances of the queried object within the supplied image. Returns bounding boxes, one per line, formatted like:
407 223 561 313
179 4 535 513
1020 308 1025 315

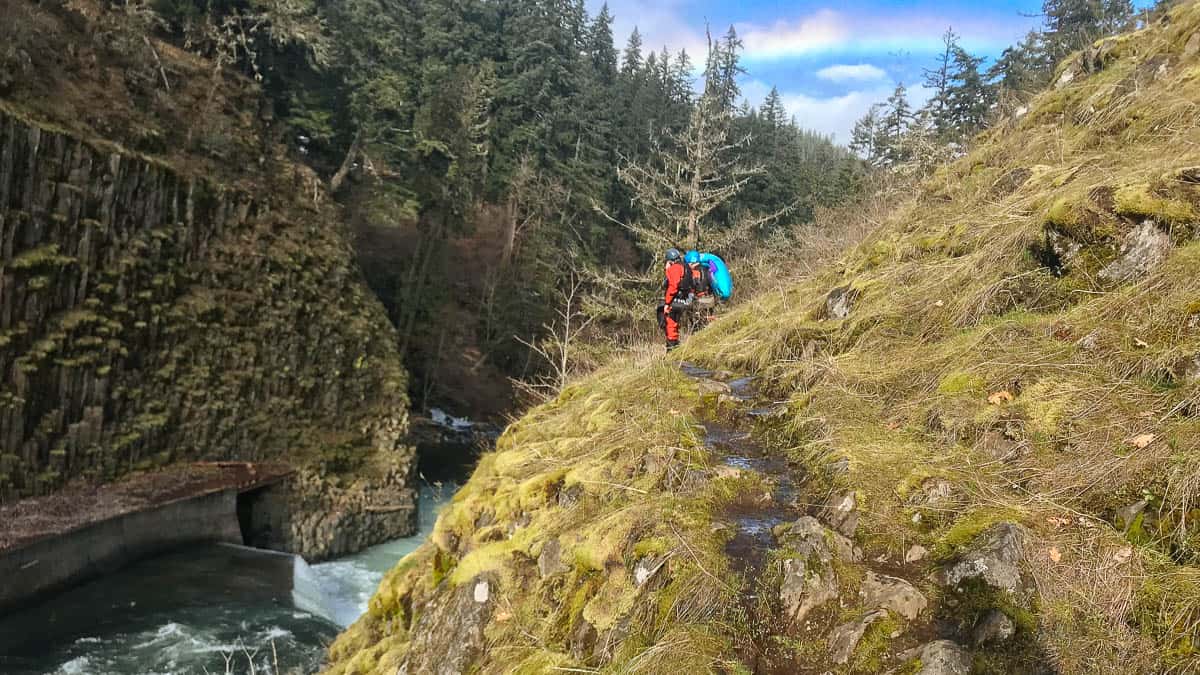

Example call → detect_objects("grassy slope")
328 6 1200 673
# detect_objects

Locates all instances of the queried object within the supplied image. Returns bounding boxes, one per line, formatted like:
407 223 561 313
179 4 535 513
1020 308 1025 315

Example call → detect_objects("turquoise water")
309 482 456 628
0 483 456 675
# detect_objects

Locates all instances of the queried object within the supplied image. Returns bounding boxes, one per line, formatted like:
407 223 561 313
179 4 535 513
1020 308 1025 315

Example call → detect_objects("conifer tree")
621 27 643 75
850 104 882 163
946 46 991 136
922 28 960 138
588 4 618 83
875 84 913 166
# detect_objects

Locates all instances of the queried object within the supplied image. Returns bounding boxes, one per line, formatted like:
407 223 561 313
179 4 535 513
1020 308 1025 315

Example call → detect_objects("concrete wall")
0 489 242 614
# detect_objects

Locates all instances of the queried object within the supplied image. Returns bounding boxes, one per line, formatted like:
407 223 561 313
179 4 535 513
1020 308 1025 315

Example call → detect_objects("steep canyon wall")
0 107 415 558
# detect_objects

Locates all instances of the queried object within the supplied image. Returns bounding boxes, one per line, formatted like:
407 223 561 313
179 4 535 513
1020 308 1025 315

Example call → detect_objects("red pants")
664 309 680 342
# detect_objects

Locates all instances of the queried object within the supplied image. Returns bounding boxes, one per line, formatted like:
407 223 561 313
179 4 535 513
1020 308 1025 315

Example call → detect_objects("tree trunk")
329 129 363 194
501 192 518 267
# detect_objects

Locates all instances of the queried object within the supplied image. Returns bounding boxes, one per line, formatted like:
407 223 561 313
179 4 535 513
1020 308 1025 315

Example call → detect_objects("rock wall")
0 108 417 557
0 487 242 615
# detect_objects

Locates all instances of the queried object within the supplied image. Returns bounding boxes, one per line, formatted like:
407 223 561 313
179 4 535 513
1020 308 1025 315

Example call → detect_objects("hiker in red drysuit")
659 247 691 351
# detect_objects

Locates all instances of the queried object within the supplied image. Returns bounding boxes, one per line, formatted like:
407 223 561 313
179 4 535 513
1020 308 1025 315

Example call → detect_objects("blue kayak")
700 253 732 300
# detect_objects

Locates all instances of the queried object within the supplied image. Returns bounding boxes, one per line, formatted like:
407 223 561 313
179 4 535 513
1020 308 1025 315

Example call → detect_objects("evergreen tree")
759 86 787 157
850 104 882 163
1102 0 1136 33
987 31 1050 96
621 27 643 75
922 28 960 138
1042 0 1104 60
875 84 913 166
704 26 745 115
668 49 695 105
588 3 618 83
946 46 991 136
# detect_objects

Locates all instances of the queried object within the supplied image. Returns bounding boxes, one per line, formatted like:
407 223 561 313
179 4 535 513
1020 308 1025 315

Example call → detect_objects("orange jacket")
664 261 687 306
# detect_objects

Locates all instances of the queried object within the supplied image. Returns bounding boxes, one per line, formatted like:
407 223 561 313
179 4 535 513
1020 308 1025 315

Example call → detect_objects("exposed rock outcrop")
775 516 856 624
820 490 860 538
828 609 888 665
973 608 1016 645
1099 221 1172 282
824 285 859 320
861 571 928 620
943 523 1032 602
402 574 497 675
902 640 973 675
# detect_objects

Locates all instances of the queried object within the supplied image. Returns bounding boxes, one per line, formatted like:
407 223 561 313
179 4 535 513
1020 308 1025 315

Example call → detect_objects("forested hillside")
85 0 863 412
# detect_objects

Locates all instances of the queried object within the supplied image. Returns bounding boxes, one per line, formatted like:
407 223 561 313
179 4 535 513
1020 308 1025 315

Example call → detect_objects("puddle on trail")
681 363 803 574
680 362 756 398
703 421 802 576
726 376 757 401
684 362 811 670
680 362 717 379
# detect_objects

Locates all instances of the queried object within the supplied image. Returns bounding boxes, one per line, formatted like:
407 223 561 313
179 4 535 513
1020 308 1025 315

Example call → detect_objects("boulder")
973 608 1016 645
780 557 839 625
943 523 1032 601
825 285 859 320
1182 354 1200 382
910 478 958 507
557 483 583 508
1099 221 1172 283
1115 500 1148 533
820 490 860 538
776 515 859 562
827 609 888 665
538 539 570 578
901 640 973 675
775 517 855 624
404 574 497 675
1186 31 1200 59
905 545 929 563
860 571 928 620
633 556 665 587
975 430 1023 464
1076 329 1102 351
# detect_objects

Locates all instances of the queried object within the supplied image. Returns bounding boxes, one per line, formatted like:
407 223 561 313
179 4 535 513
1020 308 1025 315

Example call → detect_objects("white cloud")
738 10 848 61
816 64 887 83
743 80 933 144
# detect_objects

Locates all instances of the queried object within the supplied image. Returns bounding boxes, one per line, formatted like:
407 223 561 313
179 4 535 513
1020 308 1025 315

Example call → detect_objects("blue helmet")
665 248 682 262
684 250 701 264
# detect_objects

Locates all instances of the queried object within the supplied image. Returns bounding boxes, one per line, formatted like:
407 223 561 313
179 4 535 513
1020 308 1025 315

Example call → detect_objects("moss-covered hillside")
328 5 1200 674
0 0 415 557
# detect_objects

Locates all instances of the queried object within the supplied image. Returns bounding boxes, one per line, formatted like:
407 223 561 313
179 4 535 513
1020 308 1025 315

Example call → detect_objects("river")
0 482 457 675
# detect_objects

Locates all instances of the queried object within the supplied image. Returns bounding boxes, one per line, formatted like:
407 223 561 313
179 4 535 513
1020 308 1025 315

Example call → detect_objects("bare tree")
514 272 595 398
615 36 763 251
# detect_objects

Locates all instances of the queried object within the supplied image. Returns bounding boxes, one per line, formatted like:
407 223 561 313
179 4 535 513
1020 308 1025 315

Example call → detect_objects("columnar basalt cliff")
0 107 416 558
0 0 420 559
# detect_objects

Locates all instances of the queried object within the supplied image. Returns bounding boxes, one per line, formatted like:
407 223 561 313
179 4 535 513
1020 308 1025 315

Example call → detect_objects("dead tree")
616 43 763 250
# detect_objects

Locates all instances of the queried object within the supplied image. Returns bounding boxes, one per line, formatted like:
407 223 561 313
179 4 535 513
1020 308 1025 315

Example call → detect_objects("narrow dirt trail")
681 363 808 672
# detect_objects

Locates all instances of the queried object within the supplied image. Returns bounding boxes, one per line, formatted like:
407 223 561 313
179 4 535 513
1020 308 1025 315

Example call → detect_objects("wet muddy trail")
681 363 807 673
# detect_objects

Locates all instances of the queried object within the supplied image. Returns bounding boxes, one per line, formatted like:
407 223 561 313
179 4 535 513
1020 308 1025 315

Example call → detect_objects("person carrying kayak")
657 247 692 351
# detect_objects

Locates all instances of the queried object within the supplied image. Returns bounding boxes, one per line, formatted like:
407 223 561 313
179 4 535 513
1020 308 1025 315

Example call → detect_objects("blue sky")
583 0 1080 142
